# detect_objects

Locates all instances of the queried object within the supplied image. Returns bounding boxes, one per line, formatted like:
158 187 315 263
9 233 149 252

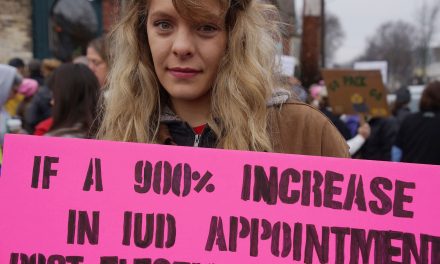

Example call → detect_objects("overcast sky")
296 0 440 64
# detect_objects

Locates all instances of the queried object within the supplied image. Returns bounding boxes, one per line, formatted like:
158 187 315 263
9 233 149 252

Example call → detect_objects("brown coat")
268 101 349 158
158 101 349 158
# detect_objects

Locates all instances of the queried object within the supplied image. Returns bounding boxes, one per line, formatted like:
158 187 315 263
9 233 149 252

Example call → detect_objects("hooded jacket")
0 65 22 146
158 91 349 158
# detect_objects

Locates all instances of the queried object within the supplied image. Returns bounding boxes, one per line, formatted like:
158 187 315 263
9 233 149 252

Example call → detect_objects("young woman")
98 0 348 157
45 63 100 138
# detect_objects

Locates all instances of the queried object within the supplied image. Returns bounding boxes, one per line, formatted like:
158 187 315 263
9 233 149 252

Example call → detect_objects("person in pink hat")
16 78 39 133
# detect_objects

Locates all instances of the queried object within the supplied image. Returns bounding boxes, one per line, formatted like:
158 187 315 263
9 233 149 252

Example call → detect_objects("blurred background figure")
0 65 23 153
87 35 109 89
8 58 26 77
308 82 371 156
25 58 62 135
287 76 307 102
355 116 397 161
15 78 39 133
5 57 26 117
394 81 440 165
27 59 45 85
392 86 412 125
50 0 98 62
73 55 89 65
45 63 100 138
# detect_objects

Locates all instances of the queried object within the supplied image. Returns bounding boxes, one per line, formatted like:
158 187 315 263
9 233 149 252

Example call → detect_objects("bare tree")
414 1 440 80
324 12 345 66
359 21 416 89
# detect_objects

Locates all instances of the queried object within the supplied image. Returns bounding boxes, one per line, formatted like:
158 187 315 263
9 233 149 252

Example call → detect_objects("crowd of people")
0 0 439 171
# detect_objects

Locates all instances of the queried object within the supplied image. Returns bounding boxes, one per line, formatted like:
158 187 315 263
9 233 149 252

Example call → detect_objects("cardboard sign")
322 69 390 117
354 61 388 85
1 134 440 263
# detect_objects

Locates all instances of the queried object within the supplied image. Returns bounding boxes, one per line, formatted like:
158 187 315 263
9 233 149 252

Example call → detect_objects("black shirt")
395 111 440 165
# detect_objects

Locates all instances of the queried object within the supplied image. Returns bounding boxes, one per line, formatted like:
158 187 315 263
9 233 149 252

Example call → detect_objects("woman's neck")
170 95 211 127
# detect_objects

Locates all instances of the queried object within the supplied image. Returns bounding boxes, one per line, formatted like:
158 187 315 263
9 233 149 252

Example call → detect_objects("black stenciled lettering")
134 161 152 193
42 156 59 189
153 259 170 264
304 225 329 264
253 166 278 205
331 227 350 264
239 216 250 239
241 165 252 201
67 210 100 245
66 256 84 264
32 156 59 189
430 235 440 263
155 214 165 248
31 254 46 264
182 163 192 197
100 256 119 264
48 255 66 264
343 175 367 211
78 211 100 245
165 214 176 248
122 212 175 249
83 158 103 192
9 253 18 264
349 229 382 264
153 161 172 195
383 231 403 263
171 163 182 196
402 233 429 263
135 213 154 248
269 221 280 257
250 218 260 257
393 180 415 218
122 211 132 245
293 223 303 261
67 210 76 244
31 156 42 188
312 171 324 207
205 216 227 251
228 216 239 252
270 222 292 258
369 177 393 215
279 168 301 204
301 170 312 206
324 170 344 209
260 219 272 242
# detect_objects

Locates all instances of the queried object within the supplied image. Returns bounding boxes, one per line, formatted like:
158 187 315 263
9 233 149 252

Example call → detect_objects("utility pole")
300 0 323 88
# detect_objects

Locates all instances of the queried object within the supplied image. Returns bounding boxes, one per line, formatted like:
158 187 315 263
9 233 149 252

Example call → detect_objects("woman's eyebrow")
148 11 175 20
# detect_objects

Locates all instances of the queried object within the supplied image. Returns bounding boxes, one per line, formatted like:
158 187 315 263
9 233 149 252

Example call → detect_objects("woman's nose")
172 28 195 59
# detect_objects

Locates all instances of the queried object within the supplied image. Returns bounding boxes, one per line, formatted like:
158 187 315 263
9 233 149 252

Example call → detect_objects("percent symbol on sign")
192 171 215 193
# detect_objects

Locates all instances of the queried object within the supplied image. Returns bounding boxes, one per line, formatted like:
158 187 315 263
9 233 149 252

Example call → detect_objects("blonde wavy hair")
97 0 284 151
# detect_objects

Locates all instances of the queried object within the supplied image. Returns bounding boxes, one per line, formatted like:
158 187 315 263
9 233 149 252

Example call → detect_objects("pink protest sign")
0 134 439 263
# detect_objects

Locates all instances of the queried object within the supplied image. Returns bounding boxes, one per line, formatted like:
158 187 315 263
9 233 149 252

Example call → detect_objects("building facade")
0 0 120 64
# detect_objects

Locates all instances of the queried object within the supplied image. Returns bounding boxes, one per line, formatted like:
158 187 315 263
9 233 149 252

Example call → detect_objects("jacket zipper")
193 134 201 147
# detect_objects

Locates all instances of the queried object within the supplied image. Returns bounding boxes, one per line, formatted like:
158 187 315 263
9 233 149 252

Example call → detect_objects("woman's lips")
168 67 201 79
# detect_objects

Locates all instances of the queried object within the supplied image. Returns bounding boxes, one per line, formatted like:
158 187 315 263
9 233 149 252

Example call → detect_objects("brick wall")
0 0 33 64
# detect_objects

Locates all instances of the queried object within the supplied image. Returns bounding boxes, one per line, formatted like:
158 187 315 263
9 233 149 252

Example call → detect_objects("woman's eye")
198 24 219 34
154 21 172 31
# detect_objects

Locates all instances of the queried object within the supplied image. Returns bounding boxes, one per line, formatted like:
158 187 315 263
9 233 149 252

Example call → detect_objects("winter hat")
310 84 322 99
17 78 38 97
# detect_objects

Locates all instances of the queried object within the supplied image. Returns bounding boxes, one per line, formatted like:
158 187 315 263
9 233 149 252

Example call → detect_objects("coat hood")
0 64 21 106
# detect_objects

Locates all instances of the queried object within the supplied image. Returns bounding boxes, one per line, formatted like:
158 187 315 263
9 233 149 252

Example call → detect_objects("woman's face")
87 46 108 88
146 0 227 105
